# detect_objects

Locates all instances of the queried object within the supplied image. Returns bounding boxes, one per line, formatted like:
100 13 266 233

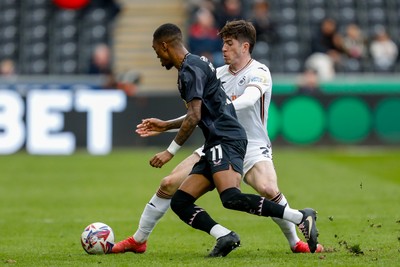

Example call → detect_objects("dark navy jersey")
177 53 247 149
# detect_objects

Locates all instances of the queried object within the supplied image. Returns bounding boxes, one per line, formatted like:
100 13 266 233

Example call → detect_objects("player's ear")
161 41 168 51
242 42 250 53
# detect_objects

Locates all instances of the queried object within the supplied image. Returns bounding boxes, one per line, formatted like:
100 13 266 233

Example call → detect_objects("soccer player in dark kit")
113 23 319 257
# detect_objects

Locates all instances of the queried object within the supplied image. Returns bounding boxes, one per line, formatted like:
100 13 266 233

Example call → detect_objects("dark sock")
220 187 285 218
171 189 218 233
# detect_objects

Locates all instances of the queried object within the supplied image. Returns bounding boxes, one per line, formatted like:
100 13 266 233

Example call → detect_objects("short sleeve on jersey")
247 66 272 95
181 66 207 103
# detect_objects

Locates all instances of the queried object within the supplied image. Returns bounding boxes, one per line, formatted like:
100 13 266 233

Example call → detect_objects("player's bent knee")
220 187 251 211
159 175 180 195
170 189 196 214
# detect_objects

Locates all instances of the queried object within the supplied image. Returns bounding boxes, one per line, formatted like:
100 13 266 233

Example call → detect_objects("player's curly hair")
219 20 256 53
153 23 183 44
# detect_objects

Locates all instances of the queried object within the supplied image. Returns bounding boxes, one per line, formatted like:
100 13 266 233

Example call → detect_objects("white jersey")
217 59 272 150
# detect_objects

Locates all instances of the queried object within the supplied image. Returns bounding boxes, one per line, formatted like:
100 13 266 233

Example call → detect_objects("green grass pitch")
1 147 399 267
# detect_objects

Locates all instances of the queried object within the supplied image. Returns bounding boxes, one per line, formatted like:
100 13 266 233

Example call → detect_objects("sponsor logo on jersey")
250 77 264 83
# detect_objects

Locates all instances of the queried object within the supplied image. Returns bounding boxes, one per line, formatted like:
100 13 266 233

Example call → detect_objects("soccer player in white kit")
112 20 323 255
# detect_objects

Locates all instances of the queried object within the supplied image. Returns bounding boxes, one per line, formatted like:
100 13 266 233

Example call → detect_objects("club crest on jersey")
238 76 246 86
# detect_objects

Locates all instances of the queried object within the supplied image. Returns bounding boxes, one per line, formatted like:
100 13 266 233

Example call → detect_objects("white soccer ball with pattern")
81 222 114 254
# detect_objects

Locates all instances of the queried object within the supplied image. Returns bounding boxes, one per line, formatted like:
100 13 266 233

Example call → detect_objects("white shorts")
194 146 204 157
242 144 272 176
193 143 272 177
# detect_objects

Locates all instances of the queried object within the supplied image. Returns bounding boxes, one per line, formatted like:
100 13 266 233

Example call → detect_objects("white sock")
209 224 231 239
271 194 300 247
133 193 171 243
283 206 303 225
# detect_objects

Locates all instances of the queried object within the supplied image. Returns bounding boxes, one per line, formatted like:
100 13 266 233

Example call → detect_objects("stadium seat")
267 0 280 11
310 7 326 23
77 45 95 73
367 0 384 8
281 7 297 23
0 42 17 58
337 7 356 25
19 42 48 74
387 24 400 43
53 25 78 43
25 0 48 8
283 41 300 57
279 0 296 8
84 8 107 25
28 42 48 58
90 25 107 41
25 8 48 24
1 0 18 8
252 41 270 61
284 58 301 72
341 58 361 73
50 42 77 60
61 59 79 74
361 58 373 73
257 58 270 68
20 58 47 74
279 24 298 41
307 0 325 7
367 8 386 24
61 42 77 58
24 25 47 43
0 26 18 43
269 47 284 73
49 51 79 74
0 8 18 25
337 0 355 8
53 9 79 25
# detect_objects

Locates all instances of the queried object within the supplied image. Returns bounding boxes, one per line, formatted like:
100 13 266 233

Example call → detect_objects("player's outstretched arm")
149 100 200 168
136 118 165 137
136 115 186 137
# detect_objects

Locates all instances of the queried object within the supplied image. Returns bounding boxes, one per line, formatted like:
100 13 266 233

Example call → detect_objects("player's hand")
136 118 167 137
149 150 174 168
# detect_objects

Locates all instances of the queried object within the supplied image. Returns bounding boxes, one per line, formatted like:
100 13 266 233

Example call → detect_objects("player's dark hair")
219 20 256 53
153 23 183 44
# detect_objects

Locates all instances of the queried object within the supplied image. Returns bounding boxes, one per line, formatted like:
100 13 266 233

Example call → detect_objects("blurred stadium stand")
0 0 117 76
2 0 400 151
263 0 400 74
112 0 185 91
0 0 399 91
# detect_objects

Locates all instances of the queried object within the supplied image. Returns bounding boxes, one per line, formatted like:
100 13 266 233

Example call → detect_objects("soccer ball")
81 222 114 254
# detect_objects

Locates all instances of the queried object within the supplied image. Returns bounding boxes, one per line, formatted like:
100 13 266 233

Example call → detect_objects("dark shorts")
190 139 247 182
